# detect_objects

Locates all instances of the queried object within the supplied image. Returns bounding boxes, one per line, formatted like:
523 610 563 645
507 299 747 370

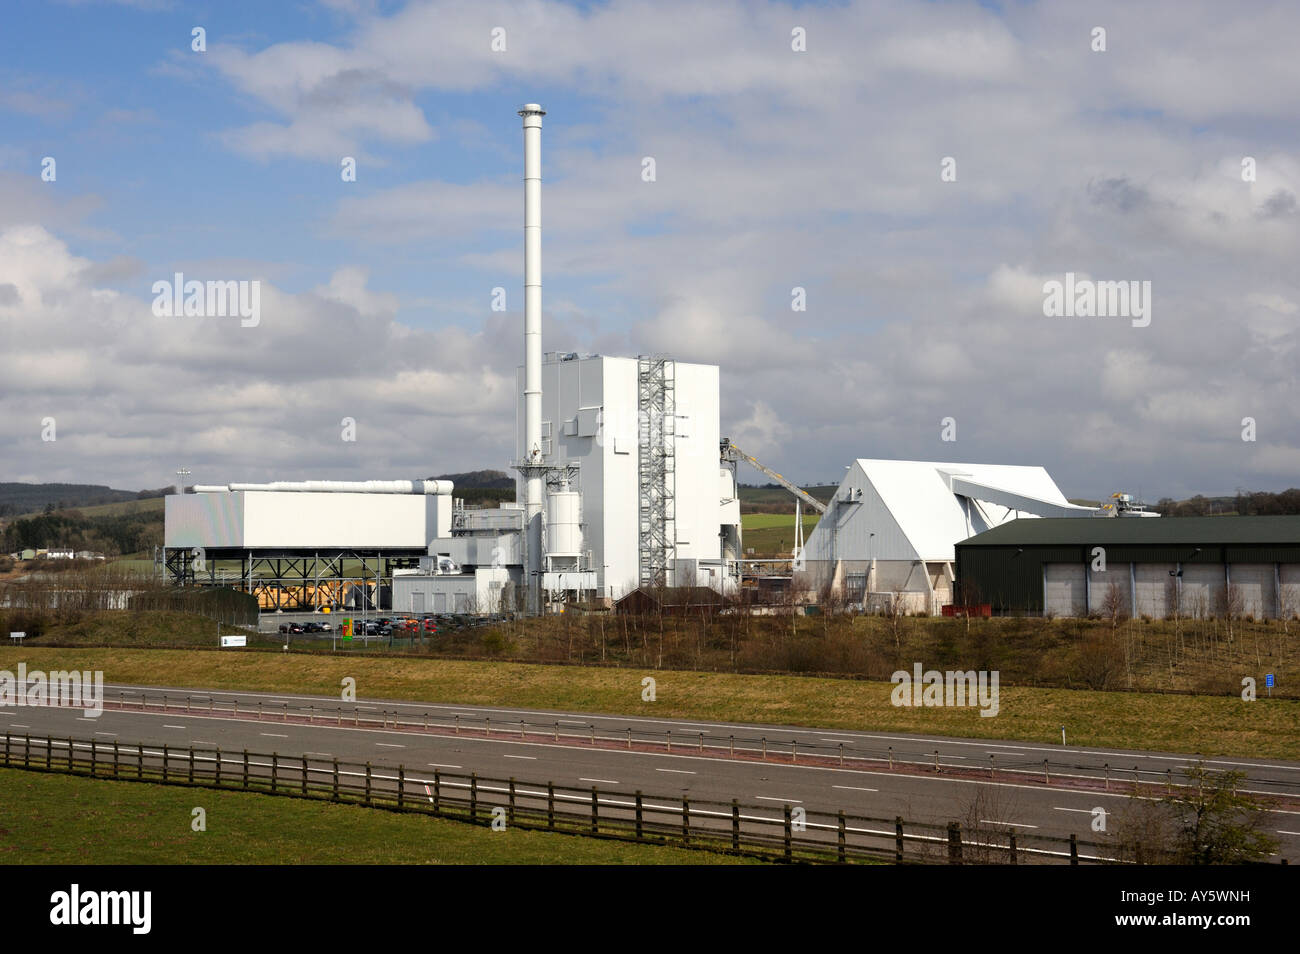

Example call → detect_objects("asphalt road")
7 682 1299 862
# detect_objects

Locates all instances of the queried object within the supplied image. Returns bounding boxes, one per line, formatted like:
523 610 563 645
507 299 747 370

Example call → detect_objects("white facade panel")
1280 564 1300 619
1087 564 1133 616
1134 563 1175 617
167 491 448 550
1229 563 1274 618
1180 564 1224 618
1045 563 1086 616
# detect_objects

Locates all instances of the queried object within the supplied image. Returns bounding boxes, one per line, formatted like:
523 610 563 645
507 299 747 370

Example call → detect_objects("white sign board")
219 635 247 648
9 631 25 641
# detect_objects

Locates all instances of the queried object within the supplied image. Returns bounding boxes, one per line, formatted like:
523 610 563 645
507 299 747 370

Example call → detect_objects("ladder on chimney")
637 357 676 589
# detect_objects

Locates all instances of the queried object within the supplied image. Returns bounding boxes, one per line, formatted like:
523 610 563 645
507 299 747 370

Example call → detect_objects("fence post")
243 749 249 789
137 743 143 779
24 733 30 769
947 821 963 865
698 733 704 754
792 739 797 764
258 701 262 721
635 791 644 840
332 759 340 800
162 743 169 782
591 724 596 746
730 735 734 757
934 750 940 773
45 735 50 770
90 739 96 776
1009 831 1018 865
433 770 441 814
3 732 8 767
895 816 904 863
1166 769 1173 794
271 753 278 794
628 728 632 749
667 730 672 753
591 787 599 834
68 736 74 772
113 740 119 778
215 747 222 787
783 805 793 863
888 746 893 770
1044 759 1049 784
839 743 844 767
424 712 429 731
365 762 372 805
547 782 555 829
397 766 405 810
188 745 195 784
990 754 995 779
1104 763 1109 791
682 796 690 845
1070 833 1079 865
508 777 516 823
470 773 479 823
553 721 558 742
522 720 526 740
761 737 766 759
301 756 308 796
837 811 846 863
732 799 740 851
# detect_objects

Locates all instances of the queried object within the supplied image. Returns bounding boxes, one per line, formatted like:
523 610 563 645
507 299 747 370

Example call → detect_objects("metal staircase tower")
637 356 676 588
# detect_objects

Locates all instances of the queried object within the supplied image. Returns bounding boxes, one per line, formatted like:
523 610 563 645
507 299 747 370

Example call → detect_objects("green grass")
22 611 270 649
0 768 756 864
2 646 1295 759
740 512 820 556
16 497 165 520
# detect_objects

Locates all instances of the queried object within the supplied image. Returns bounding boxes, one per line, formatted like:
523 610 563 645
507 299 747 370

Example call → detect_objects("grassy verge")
0 767 756 865
1 646 1295 759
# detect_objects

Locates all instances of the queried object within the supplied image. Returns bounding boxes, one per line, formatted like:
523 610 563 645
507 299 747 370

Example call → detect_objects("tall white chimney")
519 103 545 612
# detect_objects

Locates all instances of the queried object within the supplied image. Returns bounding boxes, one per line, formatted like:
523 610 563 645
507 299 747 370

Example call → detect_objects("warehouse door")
1229 564 1274 618
433 592 447 613
1280 565 1300 620
1088 564 1132 617
1134 564 1176 617
1044 564 1086 617
1180 564 1224 618
412 592 425 614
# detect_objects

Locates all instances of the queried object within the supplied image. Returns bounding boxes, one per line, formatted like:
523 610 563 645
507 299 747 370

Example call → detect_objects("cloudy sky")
2 0 1298 500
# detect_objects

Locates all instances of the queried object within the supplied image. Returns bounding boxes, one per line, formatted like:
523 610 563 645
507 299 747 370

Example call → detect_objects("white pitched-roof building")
795 459 1096 612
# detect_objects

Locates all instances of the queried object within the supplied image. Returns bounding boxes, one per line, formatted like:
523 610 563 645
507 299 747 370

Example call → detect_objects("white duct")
520 103 546 607
204 480 454 495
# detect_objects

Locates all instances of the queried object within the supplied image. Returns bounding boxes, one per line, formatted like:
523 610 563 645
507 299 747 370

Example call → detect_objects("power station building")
164 104 742 614
954 515 1300 618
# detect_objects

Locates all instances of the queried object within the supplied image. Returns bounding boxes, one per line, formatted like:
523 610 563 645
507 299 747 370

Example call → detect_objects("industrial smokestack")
520 103 545 612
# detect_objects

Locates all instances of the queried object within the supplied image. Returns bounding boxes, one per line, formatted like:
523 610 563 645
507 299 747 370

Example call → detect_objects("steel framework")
637 356 676 588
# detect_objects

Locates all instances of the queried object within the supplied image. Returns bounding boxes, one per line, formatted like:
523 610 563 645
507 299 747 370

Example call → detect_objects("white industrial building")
166 103 742 616
794 459 1102 613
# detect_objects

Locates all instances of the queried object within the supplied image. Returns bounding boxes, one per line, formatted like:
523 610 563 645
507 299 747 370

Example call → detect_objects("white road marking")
1277 830 1300 836
579 778 621 785
1055 807 1096 814
820 738 857 744
503 754 536 760
559 720 588 725
656 768 696 775
260 733 288 738
832 785 878 793
8 724 29 728
192 741 217 746
94 732 117 737
982 819 1038 828
76 717 99 722
756 796 802 803
163 724 186 729
428 763 461 769
376 743 405 748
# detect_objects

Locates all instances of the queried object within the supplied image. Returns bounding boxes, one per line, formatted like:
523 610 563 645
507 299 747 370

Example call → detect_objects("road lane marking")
163 724 186 729
1054 807 1095 814
376 743 405 748
656 768 696 775
982 819 1038 828
756 796 802 803
260 732 288 738
820 738 857 744
503 754 536 760
8 724 29 728
428 763 461 769
832 785 878 793
1277 830 1300 836
76 717 99 722
579 778 621 785
95 732 117 737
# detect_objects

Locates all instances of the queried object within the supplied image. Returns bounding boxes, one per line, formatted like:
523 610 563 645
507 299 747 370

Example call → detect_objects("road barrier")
0 730 1113 864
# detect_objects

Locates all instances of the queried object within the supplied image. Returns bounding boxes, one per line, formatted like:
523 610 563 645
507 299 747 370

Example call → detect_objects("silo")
545 489 583 560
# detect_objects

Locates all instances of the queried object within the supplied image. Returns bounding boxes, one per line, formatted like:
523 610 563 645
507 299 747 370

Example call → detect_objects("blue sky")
2 0 1299 498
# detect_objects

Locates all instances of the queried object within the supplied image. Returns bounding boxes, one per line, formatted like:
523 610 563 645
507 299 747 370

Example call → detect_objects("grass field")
0 768 755 865
2 646 1294 759
740 511 820 556
15 496 164 521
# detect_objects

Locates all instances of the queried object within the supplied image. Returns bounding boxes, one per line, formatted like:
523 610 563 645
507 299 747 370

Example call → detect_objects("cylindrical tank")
545 490 582 558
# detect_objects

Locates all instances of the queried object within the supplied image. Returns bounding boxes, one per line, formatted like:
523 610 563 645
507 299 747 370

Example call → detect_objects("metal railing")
0 730 1111 864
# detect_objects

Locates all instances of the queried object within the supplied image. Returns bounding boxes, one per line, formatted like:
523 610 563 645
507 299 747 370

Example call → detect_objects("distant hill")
432 470 515 489
0 482 168 518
